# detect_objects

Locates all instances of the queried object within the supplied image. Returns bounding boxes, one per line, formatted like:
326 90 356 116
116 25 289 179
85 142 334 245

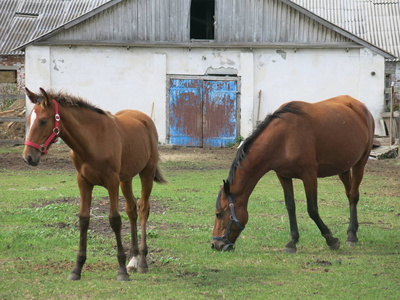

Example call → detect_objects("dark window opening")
384 74 392 111
15 12 39 18
0 70 17 84
190 0 215 40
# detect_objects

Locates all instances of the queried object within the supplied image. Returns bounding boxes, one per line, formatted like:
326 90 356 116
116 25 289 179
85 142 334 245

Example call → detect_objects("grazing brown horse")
212 95 374 252
23 87 167 281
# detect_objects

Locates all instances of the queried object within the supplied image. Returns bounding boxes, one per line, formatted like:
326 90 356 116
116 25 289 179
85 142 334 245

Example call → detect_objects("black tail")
154 164 168 184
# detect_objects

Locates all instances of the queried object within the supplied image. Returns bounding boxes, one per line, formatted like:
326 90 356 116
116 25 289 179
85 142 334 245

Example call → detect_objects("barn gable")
16 0 393 58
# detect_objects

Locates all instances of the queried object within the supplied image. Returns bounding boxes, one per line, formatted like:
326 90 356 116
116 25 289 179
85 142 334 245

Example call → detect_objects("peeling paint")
205 67 238 76
53 59 65 72
53 59 59 71
276 50 287 60
39 58 47 63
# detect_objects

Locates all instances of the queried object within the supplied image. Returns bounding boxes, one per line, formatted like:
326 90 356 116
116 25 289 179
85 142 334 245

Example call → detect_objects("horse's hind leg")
339 170 358 246
277 175 299 253
303 171 340 250
120 180 139 272
345 161 367 246
137 167 155 273
338 170 352 199
68 174 93 280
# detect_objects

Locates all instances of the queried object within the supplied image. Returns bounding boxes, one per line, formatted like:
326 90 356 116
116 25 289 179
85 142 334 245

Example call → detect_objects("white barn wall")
254 48 385 134
25 45 386 144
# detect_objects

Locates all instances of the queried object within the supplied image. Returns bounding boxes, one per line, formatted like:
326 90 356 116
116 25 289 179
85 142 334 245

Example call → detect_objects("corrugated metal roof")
290 0 400 60
0 0 112 55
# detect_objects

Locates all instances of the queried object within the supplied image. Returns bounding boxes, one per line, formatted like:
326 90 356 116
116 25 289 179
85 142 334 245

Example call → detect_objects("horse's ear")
25 87 40 104
223 180 230 194
39 87 50 107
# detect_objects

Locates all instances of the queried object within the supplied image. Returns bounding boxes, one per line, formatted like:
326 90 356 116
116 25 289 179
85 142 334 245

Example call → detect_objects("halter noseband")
212 194 245 251
25 99 60 155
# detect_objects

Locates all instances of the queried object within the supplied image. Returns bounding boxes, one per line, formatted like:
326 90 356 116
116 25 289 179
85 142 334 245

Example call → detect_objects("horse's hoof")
127 265 137 273
117 274 130 281
328 239 341 250
346 240 357 247
284 247 297 253
137 266 148 274
68 273 81 281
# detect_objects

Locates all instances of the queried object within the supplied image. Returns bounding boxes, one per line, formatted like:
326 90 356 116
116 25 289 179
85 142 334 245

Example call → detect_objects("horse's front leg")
277 175 299 253
108 178 130 281
303 172 340 250
68 174 93 280
105 174 129 281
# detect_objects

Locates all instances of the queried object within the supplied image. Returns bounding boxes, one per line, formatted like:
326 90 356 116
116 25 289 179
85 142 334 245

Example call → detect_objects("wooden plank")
0 109 16 116
0 139 25 145
0 94 24 100
0 117 26 122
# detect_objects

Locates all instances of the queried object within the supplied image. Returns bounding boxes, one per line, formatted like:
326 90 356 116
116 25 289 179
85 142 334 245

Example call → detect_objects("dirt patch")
0 144 73 171
2 143 399 177
0 144 237 171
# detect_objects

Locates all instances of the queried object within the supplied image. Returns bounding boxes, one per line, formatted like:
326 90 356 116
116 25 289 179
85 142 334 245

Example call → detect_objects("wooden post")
389 84 394 145
150 102 154 119
256 90 262 127
257 90 262 121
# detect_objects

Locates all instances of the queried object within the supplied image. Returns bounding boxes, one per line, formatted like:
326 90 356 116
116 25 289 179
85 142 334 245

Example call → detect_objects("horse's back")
304 96 374 175
311 95 374 143
266 96 374 177
115 109 158 138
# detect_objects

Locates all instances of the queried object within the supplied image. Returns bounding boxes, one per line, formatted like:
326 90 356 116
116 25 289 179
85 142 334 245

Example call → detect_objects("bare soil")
1 143 399 177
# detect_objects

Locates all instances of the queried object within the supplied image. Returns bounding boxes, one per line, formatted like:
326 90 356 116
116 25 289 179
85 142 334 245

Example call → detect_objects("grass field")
0 146 399 299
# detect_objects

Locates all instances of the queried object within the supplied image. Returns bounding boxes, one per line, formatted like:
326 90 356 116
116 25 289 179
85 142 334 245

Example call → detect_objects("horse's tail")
154 164 168 184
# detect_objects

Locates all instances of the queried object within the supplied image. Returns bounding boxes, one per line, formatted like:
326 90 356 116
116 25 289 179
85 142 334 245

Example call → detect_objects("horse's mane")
227 102 305 185
46 90 111 116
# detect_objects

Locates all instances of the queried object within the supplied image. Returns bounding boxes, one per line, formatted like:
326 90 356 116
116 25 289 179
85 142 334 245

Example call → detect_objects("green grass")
0 156 399 299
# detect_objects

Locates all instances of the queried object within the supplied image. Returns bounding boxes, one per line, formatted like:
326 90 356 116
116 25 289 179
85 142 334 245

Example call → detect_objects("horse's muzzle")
23 149 41 166
211 240 235 251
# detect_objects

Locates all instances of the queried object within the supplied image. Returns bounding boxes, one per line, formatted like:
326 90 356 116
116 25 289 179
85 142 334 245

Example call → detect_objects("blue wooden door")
169 79 203 146
203 80 237 147
169 78 237 147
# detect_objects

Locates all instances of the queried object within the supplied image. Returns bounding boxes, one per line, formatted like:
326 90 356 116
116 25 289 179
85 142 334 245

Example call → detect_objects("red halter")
25 99 60 155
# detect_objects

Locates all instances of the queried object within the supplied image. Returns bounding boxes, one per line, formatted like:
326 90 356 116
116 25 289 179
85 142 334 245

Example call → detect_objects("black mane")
226 102 305 185
47 90 107 116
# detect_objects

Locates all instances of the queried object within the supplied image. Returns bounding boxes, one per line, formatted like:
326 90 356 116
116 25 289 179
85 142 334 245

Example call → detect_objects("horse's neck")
230 150 272 203
59 107 107 159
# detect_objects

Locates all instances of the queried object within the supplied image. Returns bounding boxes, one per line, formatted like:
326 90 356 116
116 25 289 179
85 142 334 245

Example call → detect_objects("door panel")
169 79 203 146
203 80 237 147
169 78 238 147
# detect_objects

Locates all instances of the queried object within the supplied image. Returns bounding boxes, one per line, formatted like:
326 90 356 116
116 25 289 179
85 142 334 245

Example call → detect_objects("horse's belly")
317 163 350 177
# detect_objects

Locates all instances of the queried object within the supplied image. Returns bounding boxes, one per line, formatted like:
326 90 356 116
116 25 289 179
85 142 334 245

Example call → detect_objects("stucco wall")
254 47 385 133
25 45 386 143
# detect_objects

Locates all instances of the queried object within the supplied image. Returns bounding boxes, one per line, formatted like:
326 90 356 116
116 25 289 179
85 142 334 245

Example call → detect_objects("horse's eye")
216 212 223 219
39 119 48 126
